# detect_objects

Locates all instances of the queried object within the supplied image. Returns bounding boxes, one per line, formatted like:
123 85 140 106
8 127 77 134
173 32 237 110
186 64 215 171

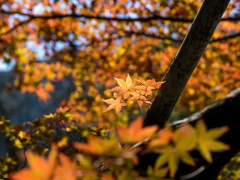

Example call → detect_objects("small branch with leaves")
104 74 164 112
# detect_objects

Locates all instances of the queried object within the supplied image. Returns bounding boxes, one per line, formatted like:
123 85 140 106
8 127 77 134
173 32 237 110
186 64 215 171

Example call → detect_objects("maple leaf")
117 117 158 144
74 136 121 157
103 97 126 113
128 93 152 109
115 74 133 89
149 129 173 148
154 145 179 178
11 145 57 180
173 124 197 166
137 78 164 89
54 153 81 180
149 124 197 178
196 120 230 163
133 85 155 96
109 74 134 99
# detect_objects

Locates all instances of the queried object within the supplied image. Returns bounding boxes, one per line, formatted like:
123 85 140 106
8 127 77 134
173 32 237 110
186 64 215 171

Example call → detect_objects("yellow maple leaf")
196 120 230 163
110 74 134 99
114 74 133 89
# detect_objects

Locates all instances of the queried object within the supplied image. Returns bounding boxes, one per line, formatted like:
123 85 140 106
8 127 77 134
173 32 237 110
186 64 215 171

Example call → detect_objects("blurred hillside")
0 72 74 124
0 72 74 156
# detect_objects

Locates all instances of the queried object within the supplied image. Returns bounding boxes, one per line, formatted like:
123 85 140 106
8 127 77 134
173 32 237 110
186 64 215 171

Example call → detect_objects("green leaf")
198 139 212 162
207 126 229 139
208 141 230 152
169 153 178 178
196 119 207 135
179 151 196 166
154 145 179 178
155 153 168 170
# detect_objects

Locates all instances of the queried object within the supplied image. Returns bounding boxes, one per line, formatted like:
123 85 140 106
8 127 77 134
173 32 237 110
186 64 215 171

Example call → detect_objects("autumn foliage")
0 0 239 179
8 118 229 179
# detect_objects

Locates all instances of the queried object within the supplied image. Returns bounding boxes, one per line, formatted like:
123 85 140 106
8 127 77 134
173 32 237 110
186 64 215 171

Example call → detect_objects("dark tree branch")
0 18 33 36
210 32 240 43
0 9 192 22
128 31 183 42
1 9 240 23
62 30 240 49
143 0 230 127
221 17 240 21
128 31 240 43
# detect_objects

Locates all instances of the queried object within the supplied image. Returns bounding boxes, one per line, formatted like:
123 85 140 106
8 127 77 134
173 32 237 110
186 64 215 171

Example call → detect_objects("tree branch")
143 0 231 127
210 32 240 43
1 9 239 23
0 18 33 36
128 31 183 42
128 31 240 43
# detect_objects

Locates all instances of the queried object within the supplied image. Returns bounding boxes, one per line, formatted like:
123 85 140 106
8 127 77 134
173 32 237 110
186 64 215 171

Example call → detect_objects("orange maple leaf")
36 85 50 102
103 97 126 113
74 136 121 157
114 74 133 89
137 78 164 88
149 129 173 148
11 146 57 180
54 153 81 180
117 117 158 144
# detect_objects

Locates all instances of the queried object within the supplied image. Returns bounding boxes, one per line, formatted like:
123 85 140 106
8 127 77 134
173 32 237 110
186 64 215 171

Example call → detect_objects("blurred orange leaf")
74 136 121 157
149 129 173 148
54 153 81 180
11 145 57 180
117 117 158 144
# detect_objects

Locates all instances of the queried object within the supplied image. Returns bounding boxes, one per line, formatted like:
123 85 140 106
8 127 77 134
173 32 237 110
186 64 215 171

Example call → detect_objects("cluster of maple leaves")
104 74 164 112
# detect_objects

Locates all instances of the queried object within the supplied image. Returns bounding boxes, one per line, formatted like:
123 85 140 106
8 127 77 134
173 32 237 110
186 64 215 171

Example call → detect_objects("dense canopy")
0 0 239 124
0 0 239 179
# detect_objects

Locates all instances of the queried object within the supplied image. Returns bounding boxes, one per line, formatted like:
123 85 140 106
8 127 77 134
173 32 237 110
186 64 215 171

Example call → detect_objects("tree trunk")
144 0 230 127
